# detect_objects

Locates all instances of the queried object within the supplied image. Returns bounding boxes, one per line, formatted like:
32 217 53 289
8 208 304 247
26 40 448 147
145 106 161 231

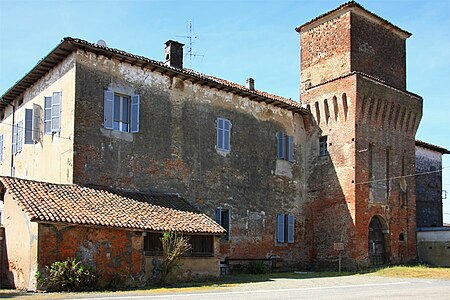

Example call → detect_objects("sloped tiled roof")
1 37 307 114
0 177 225 234
416 140 450 154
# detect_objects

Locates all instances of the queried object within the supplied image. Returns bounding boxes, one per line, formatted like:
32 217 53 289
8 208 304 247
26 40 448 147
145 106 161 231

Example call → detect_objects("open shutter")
225 209 231 240
0 135 3 161
25 109 33 144
104 90 114 129
277 214 285 243
216 208 222 225
44 96 52 134
131 94 140 133
17 121 23 153
277 132 285 159
287 136 294 162
287 214 295 243
12 124 17 154
33 104 41 142
51 92 61 132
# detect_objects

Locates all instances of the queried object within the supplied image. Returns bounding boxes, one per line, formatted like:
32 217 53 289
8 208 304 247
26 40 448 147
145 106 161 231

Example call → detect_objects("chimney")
164 40 184 69
246 77 255 91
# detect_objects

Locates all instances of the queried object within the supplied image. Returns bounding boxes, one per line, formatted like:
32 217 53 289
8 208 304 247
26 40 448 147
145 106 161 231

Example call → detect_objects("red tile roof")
0 177 226 234
1 37 307 114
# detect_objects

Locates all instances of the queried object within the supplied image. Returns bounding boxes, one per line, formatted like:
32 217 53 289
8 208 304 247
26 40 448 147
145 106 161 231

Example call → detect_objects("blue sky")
1 0 449 222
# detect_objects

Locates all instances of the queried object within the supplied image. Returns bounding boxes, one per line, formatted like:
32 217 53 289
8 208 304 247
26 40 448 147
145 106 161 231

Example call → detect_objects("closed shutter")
277 132 285 159
0 135 3 161
17 121 23 153
12 124 17 154
224 119 230 151
217 118 224 150
131 94 140 133
277 214 285 243
44 96 52 134
25 109 33 144
33 104 41 142
287 214 295 243
287 136 294 162
51 92 61 132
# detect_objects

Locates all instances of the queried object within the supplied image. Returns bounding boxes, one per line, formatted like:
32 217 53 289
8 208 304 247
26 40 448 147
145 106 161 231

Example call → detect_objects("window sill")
100 127 134 142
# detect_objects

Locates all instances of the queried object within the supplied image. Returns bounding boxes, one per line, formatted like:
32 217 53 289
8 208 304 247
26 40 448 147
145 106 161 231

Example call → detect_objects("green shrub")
36 257 99 291
248 261 267 274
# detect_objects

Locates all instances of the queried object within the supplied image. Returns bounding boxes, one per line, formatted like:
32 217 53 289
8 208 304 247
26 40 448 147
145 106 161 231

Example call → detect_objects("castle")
0 2 443 290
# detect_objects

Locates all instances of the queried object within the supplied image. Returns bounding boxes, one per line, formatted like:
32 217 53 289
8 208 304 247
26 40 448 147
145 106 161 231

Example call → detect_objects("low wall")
417 228 450 267
145 256 220 282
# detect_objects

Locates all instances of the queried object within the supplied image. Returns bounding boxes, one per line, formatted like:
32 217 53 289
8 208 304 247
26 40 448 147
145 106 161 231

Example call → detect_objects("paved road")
4 275 450 300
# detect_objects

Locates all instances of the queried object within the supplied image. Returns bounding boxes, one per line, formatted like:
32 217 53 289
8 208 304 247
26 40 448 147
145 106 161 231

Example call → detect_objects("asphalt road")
4 275 450 300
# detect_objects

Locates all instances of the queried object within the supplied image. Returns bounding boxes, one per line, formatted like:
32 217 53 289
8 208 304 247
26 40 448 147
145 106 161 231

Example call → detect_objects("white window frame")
216 117 231 152
44 92 62 134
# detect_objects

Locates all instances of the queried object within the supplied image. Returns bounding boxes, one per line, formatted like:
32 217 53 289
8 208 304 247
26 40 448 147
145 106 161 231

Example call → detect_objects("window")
144 233 214 257
25 106 41 144
216 208 230 240
277 131 294 161
277 213 294 244
44 92 62 134
216 117 231 152
104 90 140 133
0 134 3 161
12 121 23 155
319 135 328 156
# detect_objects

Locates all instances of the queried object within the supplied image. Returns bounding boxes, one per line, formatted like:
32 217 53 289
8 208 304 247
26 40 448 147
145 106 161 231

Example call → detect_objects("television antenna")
176 20 204 68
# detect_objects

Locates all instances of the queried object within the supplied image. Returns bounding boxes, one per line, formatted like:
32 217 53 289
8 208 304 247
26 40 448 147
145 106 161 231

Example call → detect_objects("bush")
157 231 191 285
36 257 99 291
248 261 267 274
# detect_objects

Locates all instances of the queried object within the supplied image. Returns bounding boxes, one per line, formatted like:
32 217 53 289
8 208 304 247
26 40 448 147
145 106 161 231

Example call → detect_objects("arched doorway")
368 216 386 266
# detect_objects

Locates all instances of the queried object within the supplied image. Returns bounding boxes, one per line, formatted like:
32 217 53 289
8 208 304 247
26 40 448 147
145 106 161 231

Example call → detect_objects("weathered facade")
0 1 444 291
415 140 449 228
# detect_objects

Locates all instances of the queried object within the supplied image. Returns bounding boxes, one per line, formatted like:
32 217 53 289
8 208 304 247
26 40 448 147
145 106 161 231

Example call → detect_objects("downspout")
7 102 15 177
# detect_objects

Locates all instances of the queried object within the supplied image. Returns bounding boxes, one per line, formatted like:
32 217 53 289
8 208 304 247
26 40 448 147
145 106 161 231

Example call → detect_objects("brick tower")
297 2 422 269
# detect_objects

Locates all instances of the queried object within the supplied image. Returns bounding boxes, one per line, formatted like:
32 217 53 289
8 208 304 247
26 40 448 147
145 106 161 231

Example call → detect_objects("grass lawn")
370 265 450 279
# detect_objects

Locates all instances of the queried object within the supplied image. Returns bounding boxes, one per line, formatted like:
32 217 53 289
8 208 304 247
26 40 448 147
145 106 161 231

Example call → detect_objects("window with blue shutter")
277 213 295 244
216 117 231 152
216 208 230 240
44 96 52 134
51 92 61 132
131 95 140 133
288 136 294 162
277 132 285 159
44 93 61 134
17 121 23 153
25 109 33 144
0 134 3 161
277 214 285 243
33 104 41 143
104 90 140 133
319 135 329 156
278 132 294 162
287 214 295 243
12 124 17 155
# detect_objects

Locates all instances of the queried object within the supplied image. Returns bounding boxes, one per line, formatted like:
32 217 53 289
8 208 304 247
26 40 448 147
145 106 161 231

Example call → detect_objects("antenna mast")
176 20 203 68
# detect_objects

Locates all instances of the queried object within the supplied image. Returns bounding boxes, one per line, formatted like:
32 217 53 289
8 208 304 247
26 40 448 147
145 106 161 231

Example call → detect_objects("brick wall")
38 224 144 285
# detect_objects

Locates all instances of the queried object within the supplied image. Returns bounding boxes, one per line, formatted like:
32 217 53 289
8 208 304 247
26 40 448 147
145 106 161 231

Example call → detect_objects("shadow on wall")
0 227 14 289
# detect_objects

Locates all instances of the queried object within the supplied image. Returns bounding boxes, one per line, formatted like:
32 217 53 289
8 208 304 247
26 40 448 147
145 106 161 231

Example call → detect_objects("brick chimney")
246 77 255 91
164 40 184 69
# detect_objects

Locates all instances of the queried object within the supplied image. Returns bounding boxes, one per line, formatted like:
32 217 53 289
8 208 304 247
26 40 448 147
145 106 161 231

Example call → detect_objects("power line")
355 166 450 186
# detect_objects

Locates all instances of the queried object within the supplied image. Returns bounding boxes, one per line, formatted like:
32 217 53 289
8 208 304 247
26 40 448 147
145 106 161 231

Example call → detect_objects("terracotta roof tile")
0 177 226 234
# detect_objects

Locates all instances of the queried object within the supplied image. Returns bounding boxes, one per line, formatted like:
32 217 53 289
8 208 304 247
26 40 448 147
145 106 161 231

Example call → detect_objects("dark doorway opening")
368 216 385 266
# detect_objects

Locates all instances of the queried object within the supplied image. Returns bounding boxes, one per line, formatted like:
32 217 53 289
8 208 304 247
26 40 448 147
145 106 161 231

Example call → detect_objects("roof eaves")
416 140 450 154
295 1 411 38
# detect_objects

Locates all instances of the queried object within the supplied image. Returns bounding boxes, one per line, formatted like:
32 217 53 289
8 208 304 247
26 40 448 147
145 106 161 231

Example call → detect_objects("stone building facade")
0 2 441 289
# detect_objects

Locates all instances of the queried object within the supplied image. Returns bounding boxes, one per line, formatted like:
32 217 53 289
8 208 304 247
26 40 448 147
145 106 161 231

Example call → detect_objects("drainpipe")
7 102 15 177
